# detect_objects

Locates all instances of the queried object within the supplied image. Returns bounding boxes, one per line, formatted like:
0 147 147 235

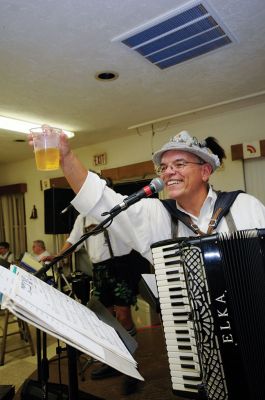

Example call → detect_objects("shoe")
121 376 139 395
90 364 122 380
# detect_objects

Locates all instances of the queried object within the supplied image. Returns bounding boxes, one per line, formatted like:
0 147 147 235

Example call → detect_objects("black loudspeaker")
44 188 78 234
0 385 15 400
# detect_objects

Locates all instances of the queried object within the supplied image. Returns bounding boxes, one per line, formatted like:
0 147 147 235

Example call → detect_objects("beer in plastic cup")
30 125 61 171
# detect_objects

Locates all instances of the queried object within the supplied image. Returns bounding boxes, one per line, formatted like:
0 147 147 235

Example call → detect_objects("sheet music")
0 266 16 302
142 273 159 298
0 265 143 380
20 252 44 272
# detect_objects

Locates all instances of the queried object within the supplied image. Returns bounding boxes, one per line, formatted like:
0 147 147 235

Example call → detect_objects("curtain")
0 193 27 261
243 158 265 205
0 197 5 240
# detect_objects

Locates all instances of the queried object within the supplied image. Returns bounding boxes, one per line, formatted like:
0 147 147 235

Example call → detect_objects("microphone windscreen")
150 177 165 193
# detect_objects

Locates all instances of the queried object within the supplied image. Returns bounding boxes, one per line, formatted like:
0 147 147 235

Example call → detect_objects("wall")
0 99 264 253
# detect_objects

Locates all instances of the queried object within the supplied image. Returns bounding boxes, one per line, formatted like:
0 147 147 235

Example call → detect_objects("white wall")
0 100 264 253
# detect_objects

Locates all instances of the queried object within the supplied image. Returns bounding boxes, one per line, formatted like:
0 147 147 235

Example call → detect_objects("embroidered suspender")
162 190 243 237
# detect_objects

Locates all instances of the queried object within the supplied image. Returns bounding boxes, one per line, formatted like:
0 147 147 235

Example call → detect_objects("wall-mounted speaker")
44 188 78 234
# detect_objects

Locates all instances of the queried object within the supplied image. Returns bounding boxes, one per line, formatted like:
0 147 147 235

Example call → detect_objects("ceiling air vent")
113 1 235 69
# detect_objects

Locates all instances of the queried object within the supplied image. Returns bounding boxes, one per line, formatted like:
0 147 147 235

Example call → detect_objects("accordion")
151 229 265 400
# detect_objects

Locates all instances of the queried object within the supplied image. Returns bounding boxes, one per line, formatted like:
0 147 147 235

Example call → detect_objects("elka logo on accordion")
215 291 234 345
151 229 265 400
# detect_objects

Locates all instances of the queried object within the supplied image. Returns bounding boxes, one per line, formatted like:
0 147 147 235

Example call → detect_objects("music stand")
30 208 133 400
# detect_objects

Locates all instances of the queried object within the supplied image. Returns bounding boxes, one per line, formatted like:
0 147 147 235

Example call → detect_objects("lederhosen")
92 229 150 307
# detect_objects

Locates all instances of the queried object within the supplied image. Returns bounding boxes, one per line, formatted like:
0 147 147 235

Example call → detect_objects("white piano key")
172 382 199 393
152 242 203 398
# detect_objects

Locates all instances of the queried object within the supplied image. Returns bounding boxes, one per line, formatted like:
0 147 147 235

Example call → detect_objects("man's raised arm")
59 133 88 194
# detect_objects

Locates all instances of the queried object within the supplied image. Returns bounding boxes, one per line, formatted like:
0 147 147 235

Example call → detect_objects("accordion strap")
161 190 243 236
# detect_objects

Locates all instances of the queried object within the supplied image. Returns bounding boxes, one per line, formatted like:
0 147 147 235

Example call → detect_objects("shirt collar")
177 185 217 221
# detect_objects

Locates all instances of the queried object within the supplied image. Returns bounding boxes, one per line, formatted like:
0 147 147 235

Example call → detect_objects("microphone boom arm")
35 177 164 278
34 208 120 278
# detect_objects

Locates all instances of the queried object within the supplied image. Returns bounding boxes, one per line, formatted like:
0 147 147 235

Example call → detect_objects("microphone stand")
34 208 121 400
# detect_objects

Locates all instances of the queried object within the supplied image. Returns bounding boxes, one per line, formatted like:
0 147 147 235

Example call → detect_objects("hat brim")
152 142 218 171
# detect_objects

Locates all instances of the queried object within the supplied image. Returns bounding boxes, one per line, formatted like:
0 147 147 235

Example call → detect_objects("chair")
0 309 35 365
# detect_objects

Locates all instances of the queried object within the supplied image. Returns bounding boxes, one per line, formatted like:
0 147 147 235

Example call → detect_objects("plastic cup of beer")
30 125 61 171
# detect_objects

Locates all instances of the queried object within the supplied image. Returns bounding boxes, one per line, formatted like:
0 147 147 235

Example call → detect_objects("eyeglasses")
155 159 204 176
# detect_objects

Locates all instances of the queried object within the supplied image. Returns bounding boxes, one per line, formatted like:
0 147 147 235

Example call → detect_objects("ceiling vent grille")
114 1 234 69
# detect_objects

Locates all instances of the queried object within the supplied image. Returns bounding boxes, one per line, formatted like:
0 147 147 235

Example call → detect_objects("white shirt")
32 250 52 277
71 172 265 262
0 251 14 263
67 213 133 263
34 250 51 262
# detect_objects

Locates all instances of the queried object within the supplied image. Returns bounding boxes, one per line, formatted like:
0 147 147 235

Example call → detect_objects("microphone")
109 177 164 214
60 204 73 214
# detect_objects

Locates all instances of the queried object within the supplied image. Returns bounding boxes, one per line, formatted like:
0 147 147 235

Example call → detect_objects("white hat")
152 131 220 171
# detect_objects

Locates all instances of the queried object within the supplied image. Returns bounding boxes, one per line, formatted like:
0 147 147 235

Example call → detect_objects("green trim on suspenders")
161 190 244 236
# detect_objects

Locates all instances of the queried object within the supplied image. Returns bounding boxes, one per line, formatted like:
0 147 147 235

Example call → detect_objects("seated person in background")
32 240 51 262
31 240 54 281
0 241 14 264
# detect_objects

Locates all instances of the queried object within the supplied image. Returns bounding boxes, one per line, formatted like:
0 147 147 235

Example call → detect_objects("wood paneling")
231 144 243 160
260 140 265 156
50 177 70 188
101 160 155 182
48 160 156 189
0 183 27 195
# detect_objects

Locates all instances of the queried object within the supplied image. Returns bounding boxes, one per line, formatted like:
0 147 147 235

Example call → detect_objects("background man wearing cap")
51 130 265 263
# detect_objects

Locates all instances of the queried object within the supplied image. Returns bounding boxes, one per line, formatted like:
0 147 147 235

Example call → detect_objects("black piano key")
183 375 202 381
177 338 191 343
166 269 179 275
178 345 192 351
180 355 194 361
181 363 196 369
174 319 189 324
172 301 185 306
169 293 183 299
168 277 180 282
184 383 200 390
165 260 182 266
169 287 182 292
173 312 188 316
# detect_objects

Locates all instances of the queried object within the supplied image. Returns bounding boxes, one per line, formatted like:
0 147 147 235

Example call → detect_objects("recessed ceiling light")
95 71 119 81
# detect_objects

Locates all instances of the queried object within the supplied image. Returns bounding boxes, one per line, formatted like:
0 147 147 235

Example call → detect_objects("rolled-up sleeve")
70 171 172 262
71 172 108 214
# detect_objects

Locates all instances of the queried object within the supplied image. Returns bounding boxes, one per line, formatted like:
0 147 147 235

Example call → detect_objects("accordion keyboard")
152 243 202 397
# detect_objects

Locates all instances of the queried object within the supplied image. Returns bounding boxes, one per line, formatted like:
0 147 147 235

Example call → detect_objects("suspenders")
161 190 243 238
103 229 114 259
83 219 114 258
